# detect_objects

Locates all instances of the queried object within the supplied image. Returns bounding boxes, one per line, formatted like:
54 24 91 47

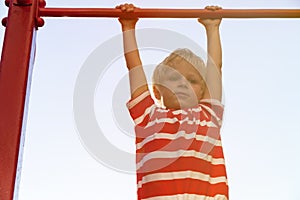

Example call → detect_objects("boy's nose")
177 78 188 88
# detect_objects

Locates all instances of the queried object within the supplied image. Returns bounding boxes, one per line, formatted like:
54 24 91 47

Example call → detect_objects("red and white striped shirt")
127 91 228 200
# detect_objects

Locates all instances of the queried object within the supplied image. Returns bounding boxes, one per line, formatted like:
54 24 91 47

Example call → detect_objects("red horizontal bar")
39 8 300 18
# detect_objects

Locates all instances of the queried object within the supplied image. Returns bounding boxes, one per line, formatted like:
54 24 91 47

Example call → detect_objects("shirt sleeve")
199 98 224 127
126 90 156 127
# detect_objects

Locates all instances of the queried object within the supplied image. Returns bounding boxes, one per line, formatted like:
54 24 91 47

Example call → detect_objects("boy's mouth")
175 92 189 97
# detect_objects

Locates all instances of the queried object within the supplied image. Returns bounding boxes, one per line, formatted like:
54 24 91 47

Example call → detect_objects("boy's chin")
167 101 198 110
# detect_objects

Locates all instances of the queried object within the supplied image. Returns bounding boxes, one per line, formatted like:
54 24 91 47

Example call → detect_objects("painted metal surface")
0 0 38 199
1 2 300 200
39 7 300 18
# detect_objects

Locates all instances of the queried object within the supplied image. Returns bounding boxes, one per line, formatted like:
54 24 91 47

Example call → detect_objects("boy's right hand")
116 3 139 30
198 6 222 29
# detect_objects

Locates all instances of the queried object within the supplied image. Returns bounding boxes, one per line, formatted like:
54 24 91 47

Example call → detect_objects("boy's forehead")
165 60 200 74
161 67 202 82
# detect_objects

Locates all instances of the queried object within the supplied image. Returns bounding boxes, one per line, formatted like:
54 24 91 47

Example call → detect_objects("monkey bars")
39 8 300 18
1 1 300 200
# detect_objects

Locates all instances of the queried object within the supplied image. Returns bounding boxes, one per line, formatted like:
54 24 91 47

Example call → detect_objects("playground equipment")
0 1 300 199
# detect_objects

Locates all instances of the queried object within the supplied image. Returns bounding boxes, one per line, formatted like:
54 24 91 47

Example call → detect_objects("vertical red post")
0 0 39 199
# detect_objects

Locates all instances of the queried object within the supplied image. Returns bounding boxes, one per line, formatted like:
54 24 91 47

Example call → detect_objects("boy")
117 3 228 200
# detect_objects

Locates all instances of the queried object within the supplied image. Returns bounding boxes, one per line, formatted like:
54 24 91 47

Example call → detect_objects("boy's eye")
168 75 180 81
188 79 197 84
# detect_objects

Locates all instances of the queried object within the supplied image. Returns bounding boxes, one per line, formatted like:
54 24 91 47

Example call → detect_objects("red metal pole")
39 7 300 18
15 0 32 6
0 0 39 199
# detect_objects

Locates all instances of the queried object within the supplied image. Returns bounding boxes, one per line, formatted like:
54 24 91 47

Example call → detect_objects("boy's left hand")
198 6 222 28
116 3 139 30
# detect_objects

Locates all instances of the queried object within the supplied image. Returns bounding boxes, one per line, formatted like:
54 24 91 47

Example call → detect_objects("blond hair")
152 48 206 85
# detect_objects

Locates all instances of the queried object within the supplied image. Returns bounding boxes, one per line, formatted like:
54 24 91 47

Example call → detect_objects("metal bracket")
13 0 32 6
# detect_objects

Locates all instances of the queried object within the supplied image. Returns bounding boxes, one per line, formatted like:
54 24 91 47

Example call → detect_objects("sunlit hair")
152 48 206 100
152 48 206 84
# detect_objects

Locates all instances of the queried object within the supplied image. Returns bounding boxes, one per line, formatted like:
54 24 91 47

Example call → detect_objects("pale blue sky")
1 0 300 199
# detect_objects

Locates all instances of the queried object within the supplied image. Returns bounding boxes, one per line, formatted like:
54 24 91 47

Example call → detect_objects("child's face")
156 59 205 109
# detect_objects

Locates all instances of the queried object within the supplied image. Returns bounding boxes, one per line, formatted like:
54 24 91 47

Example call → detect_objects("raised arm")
117 4 149 99
198 6 223 101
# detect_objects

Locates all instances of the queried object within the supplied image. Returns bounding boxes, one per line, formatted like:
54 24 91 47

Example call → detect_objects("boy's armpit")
127 90 151 110
127 90 155 126
199 99 224 127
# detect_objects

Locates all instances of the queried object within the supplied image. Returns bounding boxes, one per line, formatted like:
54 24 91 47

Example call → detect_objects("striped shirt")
127 91 228 200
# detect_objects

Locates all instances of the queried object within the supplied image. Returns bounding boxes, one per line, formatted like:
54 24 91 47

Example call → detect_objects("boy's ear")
152 85 161 100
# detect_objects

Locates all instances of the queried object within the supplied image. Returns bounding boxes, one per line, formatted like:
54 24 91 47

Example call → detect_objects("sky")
1 0 300 200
